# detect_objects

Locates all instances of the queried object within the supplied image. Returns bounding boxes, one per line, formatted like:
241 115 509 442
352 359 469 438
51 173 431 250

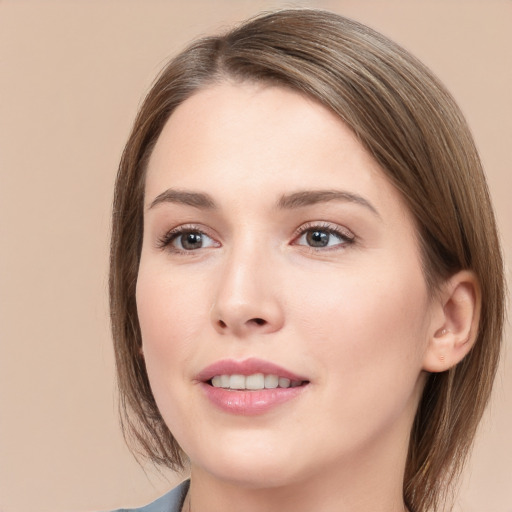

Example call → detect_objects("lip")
196 357 308 382
196 358 309 416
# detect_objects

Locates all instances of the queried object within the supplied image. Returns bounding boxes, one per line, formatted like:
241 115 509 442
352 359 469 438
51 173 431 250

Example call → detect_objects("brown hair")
109 9 505 512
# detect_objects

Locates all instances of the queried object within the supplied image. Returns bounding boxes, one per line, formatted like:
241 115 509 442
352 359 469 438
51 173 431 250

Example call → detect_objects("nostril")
214 316 271 331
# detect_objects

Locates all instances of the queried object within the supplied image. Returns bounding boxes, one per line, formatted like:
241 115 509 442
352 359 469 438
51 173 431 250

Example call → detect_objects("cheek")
288 266 430 453
135 263 211 437
136 263 207 378
292 260 430 392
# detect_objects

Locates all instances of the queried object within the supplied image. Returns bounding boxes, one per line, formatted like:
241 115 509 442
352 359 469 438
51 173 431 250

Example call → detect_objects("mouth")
197 357 309 389
208 373 308 390
197 358 310 414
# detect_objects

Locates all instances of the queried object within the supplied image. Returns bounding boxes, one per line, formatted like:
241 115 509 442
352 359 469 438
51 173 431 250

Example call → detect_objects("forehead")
145 81 410 223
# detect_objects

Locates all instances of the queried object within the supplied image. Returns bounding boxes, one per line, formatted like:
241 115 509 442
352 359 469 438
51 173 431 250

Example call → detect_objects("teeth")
264 374 278 389
246 373 264 390
229 374 245 389
278 377 291 388
210 373 304 390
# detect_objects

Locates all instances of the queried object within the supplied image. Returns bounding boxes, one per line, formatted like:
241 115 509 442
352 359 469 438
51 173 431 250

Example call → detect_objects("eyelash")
291 222 355 251
156 224 219 253
156 222 355 254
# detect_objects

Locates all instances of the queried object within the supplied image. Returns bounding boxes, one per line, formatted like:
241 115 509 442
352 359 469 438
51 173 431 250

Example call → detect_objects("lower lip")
200 383 307 415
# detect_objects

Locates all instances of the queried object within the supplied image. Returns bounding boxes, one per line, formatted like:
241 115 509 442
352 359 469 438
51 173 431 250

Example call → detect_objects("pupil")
182 232 202 249
307 230 328 247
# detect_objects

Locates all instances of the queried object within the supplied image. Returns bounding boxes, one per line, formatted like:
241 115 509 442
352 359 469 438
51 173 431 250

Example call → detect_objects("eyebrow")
148 188 380 217
277 190 380 217
148 189 217 210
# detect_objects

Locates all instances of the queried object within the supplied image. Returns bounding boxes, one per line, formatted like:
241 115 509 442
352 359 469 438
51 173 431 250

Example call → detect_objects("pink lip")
196 357 307 382
196 358 309 416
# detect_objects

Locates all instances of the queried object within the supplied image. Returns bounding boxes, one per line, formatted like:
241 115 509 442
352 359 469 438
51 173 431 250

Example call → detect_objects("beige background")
0 1 510 511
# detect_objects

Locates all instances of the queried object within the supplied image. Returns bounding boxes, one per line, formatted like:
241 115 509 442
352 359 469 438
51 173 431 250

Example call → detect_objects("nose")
211 243 285 337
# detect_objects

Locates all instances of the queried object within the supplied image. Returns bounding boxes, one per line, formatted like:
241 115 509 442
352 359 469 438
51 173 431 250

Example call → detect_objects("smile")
198 358 310 415
210 373 305 390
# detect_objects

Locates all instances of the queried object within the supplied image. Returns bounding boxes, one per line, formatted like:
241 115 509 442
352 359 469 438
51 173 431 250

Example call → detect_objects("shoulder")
107 479 190 512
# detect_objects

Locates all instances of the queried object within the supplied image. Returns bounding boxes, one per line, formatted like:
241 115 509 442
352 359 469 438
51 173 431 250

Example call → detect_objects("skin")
136 82 459 512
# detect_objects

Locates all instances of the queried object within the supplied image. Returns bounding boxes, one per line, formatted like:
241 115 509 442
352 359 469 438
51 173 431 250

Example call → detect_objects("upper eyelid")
156 223 219 249
166 223 215 236
292 221 355 240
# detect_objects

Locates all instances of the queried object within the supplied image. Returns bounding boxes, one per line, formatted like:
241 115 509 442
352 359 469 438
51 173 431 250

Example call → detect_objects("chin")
203 463 306 490
189 438 312 490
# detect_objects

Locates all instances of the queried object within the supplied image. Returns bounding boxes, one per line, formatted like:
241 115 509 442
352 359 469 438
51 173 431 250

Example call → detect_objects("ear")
422 270 481 373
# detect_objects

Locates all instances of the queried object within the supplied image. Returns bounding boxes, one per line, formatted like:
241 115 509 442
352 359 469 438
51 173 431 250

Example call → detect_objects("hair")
109 9 505 512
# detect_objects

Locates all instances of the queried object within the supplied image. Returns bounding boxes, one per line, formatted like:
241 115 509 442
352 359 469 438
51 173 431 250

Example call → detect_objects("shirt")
108 480 190 512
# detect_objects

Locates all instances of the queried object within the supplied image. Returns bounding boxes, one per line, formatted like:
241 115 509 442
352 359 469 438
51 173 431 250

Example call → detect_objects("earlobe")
422 271 481 373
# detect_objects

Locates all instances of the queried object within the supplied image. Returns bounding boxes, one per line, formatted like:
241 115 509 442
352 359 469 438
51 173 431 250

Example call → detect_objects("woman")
109 9 505 512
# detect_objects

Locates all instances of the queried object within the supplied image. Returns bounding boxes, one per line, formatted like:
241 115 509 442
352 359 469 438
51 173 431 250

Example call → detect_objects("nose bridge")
211 233 283 336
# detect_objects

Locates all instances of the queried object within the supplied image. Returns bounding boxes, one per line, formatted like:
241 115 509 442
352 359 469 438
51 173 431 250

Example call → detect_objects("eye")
293 223 355 249
173 231 212 250
158 226 220 252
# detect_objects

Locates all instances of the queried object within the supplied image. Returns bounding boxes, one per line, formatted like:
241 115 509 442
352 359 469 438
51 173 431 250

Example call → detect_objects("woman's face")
137 82 436 488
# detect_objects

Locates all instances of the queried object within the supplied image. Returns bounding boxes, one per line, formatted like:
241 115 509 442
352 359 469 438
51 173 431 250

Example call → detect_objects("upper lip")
196 357 308 383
